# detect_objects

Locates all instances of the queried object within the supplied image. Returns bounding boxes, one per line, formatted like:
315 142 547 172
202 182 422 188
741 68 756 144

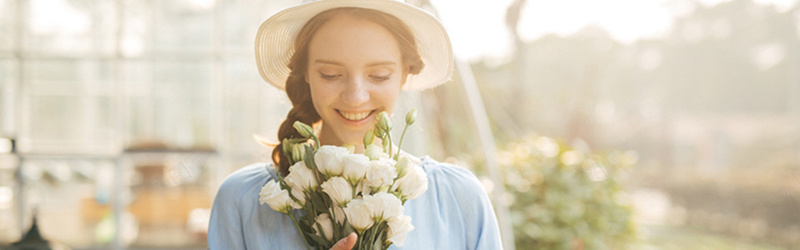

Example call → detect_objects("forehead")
307 15 402 65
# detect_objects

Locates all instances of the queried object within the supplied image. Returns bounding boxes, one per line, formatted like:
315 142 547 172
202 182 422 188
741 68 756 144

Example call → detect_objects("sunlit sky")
432 0 799 61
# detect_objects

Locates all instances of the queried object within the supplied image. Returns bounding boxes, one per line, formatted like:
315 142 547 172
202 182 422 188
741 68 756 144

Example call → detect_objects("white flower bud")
342 153 370 184
395 155 412 178
363 129 375 145
387 214 414 247
293 121 314 138
365 158 397 190
377 111 392 133
374 123 386 138
282 139 291 157
363 192 403 222
285 161 317 192
405 109 417 125
343 199 374 232
291 144 306 163
364 144 383 161
321 177 353 207
391 165 428 201
314 213 334 242
315 145 348 176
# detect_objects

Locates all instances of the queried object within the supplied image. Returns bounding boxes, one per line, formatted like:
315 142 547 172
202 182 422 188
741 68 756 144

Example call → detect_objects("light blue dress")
208 157 503 249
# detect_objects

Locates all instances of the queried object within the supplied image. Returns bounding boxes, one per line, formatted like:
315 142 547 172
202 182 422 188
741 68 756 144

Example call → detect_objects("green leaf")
308 232 330 248
311 193 327 213
342 221 355 237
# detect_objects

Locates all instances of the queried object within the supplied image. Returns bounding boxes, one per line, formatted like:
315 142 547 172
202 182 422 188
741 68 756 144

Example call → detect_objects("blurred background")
0 0 798 249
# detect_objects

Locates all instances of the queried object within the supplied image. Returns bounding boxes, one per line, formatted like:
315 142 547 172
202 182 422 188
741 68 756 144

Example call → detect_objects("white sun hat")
255 0 453 91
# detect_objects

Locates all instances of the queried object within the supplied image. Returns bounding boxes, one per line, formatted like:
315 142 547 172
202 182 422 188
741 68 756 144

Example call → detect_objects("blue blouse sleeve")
208 163 270 249
420 159 504 250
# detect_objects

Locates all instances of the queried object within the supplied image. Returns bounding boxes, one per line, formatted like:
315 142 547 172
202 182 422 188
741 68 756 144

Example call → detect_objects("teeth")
339 110 371 121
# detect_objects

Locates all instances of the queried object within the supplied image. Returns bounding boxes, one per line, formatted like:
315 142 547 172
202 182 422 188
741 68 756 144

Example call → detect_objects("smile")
337 110 375 122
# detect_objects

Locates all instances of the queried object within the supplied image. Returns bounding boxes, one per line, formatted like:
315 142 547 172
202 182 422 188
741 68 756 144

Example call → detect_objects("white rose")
259 180 299 213
363 192 403 222
314 213 334 242
285 161 317 192
315 145 349 176
343 199 374 232
387 214 414 247
391 164 428 201
364 144 383 161
321 177 353 207
365 158 398 190
342 153 370 184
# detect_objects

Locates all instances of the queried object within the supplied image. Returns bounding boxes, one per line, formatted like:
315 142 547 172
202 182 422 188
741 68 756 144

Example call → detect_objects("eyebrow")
314 59 397 67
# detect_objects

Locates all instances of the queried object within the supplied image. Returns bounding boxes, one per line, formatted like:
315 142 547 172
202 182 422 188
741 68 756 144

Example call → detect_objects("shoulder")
214 162 276 207
418 157 488 198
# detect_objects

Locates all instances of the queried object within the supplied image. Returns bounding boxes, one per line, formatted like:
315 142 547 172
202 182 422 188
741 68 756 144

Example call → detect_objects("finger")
331 232 357 250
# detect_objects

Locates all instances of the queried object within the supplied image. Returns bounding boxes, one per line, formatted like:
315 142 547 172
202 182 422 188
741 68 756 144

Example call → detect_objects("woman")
209 0 503 249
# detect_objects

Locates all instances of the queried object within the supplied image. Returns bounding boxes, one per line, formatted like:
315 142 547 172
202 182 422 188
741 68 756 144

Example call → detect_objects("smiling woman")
208 0 503 249
265 6 426 176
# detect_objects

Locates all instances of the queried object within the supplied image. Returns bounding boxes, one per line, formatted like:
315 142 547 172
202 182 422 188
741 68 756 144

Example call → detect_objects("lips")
337 110 375 122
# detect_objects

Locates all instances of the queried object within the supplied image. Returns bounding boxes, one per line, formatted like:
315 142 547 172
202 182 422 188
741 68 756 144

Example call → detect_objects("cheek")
308 82 336 111
374 85 402 110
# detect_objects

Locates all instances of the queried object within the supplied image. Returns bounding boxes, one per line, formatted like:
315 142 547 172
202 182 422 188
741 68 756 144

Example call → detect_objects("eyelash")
321 73 340 80
320 74 390 82
371 75 390 81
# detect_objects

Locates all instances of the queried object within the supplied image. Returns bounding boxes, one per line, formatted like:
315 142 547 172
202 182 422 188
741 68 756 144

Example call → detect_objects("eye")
370 75 390 81
368 69 393 83
320 73 341 81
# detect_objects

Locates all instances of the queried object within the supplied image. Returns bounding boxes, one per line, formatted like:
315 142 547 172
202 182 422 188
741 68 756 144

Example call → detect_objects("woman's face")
306 15 406 146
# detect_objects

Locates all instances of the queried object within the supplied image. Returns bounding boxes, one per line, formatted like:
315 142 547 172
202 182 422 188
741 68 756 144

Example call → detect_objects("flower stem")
356 230 364 249
288 212 311 250
394 124 410 161
387 133 394 159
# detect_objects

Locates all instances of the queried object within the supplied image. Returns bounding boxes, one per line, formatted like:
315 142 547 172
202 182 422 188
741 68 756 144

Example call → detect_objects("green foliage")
499 134 637 250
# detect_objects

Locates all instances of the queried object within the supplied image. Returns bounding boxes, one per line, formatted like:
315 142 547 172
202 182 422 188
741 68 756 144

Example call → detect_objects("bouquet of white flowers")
259 110 428 250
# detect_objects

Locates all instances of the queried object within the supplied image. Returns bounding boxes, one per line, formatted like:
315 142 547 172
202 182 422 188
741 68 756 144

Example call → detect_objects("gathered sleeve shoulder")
208 162 275 249
413 158 504 250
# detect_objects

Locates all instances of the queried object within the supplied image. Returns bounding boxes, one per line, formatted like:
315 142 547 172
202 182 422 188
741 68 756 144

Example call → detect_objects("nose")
341 76 369 106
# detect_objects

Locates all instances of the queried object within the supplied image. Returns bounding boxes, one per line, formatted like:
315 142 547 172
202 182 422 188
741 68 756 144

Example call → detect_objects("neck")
317 123 342 146
317 123 385 154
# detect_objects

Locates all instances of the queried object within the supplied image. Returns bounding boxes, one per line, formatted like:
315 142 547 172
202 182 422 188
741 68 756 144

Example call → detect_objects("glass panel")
21 60 117 154
122 0 215 57
223 57 288 154
0 60 18 137
124 61 213 150
0 0 16 52
23 0 117 56
26 60 114 94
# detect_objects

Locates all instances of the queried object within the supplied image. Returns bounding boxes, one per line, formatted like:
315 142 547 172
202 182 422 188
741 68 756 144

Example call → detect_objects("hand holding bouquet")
259 110 428 250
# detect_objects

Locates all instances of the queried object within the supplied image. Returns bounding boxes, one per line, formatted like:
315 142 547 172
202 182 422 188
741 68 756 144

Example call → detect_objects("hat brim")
255 0 453 91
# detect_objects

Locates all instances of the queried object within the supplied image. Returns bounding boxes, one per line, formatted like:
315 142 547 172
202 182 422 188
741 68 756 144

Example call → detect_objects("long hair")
271 7 425 176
